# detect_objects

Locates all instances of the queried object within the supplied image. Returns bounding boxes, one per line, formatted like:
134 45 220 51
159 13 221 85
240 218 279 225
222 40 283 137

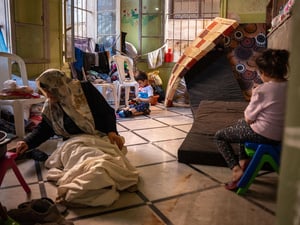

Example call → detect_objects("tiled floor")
0 104 278 225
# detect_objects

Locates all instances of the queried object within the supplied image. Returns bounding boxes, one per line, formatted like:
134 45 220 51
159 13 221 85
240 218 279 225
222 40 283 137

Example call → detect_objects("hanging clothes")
0 29 8 52
147 45 166 69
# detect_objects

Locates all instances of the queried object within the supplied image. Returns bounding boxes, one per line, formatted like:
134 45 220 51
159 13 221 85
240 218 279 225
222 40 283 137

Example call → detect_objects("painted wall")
137 61 174 91
120 0 163 54
226 0 270 23
276 1 300 224
13 0 62 79
121 0 139 49
121 0 170 90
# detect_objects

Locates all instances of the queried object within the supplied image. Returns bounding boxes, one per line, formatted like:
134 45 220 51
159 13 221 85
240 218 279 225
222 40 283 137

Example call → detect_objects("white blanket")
45 134 139 207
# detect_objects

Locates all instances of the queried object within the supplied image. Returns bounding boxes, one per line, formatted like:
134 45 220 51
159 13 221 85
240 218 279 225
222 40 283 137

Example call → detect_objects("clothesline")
119 43 168 69
98 35 168 69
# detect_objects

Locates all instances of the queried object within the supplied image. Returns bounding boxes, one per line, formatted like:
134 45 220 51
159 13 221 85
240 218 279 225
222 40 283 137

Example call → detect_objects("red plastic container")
164 48 174 62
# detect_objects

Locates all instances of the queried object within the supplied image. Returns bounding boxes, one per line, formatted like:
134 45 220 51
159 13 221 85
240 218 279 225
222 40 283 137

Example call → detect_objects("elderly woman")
16 68 123 154
15 69 139 207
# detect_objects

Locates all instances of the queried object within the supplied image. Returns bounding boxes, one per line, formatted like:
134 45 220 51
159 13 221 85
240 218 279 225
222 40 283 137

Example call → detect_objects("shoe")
118 110 132 118
18 197 67 215
7 198 74 225
118 110 126 118
225 180 240 191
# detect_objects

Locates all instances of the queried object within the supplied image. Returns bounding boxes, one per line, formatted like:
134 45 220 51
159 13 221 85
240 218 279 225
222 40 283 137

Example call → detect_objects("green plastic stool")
236 142 281 195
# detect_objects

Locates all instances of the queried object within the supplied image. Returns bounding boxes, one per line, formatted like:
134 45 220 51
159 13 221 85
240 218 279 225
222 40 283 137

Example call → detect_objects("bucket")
150 95 159 105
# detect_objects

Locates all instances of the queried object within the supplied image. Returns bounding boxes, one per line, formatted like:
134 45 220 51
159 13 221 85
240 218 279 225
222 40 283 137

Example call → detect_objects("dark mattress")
178 100 248 166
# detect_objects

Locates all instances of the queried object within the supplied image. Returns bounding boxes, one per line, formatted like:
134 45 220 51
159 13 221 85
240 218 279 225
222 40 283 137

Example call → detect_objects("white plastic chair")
79 67 119 111
112 54 139 107
0 52 45 138
93 82 119 111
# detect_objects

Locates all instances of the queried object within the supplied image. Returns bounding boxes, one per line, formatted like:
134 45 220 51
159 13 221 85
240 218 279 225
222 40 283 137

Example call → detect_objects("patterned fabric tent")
164 17 239 107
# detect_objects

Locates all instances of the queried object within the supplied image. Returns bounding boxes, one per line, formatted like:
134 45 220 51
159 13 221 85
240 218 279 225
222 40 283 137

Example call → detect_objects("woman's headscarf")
36 69 97 137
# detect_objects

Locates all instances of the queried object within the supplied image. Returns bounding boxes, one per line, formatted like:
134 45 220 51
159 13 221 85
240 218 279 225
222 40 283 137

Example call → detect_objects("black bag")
152 85 165 102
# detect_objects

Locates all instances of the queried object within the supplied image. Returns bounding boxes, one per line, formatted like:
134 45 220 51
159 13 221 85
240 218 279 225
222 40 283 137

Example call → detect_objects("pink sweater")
244 81 287 141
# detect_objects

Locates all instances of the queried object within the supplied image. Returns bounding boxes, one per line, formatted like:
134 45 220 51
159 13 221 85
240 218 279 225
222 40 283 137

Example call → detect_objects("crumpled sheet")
45 134 139 207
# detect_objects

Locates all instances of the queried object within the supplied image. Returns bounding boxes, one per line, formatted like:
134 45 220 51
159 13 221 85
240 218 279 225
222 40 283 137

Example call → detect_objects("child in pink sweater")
215 49 289 191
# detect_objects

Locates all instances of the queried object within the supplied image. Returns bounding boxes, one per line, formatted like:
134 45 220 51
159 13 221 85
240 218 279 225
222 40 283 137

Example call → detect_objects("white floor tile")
134 127 187 142
66 192 144 220
153 139 185 157
155 115 193 126
72 205 165 225
119 131 148 146
155 187 275 225
137 161 218 201
1 159 37 187
167 107 193 115
149 109 180 118
117 123 128 132
126 143 176 167
174 124 192 132
119 119 167 130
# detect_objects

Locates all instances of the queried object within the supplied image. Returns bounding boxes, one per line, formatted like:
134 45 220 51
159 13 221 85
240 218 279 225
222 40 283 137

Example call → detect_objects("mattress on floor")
178 100 248 166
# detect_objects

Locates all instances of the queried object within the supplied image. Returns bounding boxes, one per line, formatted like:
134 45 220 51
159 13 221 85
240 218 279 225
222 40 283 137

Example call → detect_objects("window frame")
169 0 202 19
165 0 220 61
96 0 120 56
10 0 50 63
63 0 120 63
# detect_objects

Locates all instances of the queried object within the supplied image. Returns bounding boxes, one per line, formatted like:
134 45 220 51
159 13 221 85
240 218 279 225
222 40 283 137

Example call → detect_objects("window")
171 0 201 19
1 0 49 63
63 0 120 62
64 0 97 61
121 0 220 61
166 0 220 61
0 0 11 52
97 1 120 55
140 0 165 55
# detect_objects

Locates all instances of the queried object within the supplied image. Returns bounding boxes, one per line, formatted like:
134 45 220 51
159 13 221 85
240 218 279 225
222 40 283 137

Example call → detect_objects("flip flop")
18 198 68 215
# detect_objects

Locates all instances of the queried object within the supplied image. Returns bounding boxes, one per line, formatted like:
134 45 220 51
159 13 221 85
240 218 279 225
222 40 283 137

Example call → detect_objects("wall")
267 16 292 50
225 0 269 23
120 0 139 50
137 61 175 91
276 1 300 224
121 0 171 91
121 0 163 54
13 0 62 79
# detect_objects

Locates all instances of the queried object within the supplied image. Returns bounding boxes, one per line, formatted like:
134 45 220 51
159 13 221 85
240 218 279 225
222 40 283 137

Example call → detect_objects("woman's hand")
16 141 29 155
108 132 124 150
